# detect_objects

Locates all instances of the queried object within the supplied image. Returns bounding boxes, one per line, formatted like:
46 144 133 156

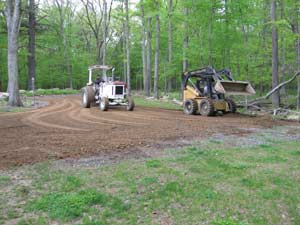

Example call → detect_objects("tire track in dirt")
68 98 150 127
85 111 149 126
109 110 202 122
23 99 89 131
0 95 292 170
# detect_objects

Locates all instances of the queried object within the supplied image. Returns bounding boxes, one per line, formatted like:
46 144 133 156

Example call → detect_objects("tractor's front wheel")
126 96 135 111
225 98 237 113
82 86 94 108
183 99 198 115
199 99 215 116
100 97 109 111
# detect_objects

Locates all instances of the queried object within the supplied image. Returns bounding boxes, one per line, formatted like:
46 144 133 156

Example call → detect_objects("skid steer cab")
182 67 255 116
81 65 134 111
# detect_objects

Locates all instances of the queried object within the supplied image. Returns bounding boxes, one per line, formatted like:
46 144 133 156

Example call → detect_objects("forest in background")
0 0 300 105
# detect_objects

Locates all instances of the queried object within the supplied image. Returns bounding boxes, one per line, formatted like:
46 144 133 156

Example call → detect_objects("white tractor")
81 65 135 111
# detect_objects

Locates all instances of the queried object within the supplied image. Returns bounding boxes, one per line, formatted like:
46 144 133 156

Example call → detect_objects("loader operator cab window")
196 79 204 95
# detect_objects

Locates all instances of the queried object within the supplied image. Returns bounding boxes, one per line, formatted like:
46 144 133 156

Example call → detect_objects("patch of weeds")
260 189 282 200
134 96 181 110
81 217 106 225
15 185 30 198
240 177 264 189
203 189 217 200
16 217 47 225
206 158 236 173
22 89 80 97
271 177 286 186
209 139 223 144
187 146 205 157
259 155 287 163
61 175 83 192
141 177 158 185
0 175 11 186
257 144 279 152
160 181 184 197
212 219 248 225
229 162 253 170
145 159 162 168
189 165 203 173
7 209 20 219
290 150 300 156
28 188 130 221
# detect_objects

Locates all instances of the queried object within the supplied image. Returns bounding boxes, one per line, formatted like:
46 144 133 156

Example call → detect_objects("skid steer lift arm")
182 66 255 97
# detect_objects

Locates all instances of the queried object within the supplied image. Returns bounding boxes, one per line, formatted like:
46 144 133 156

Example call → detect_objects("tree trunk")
27 0 35 91
292 0 300 110
6 0 23 106
279 0 287 98
224 0 230 67
145 17 152 96
141 0 147 94
208 1 214 66
296 28 300 111
55 0 72 89
183 6 188 72
125 0 131 94
271 0 280 107
154 14 160 99
121 1 126 82
167 0 173 92
103 0 107 79
96 39 102 65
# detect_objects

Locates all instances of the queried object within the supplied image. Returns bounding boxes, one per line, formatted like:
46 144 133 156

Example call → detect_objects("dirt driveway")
0 95 290 169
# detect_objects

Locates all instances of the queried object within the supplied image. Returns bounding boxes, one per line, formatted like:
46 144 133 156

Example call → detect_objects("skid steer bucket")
214 80 256 96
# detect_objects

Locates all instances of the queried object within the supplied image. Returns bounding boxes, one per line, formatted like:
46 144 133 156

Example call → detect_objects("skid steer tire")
199 99 215 116
82 86 94 108
100 97 109 111
126 96 135 111
183 99 198 115
226 98 237 113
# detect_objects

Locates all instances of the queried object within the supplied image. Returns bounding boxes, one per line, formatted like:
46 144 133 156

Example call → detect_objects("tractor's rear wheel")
100 97 109 111
226 98 237 113
82 86 94 108
183 99 198 115
199 99 215 116
126 96 135 111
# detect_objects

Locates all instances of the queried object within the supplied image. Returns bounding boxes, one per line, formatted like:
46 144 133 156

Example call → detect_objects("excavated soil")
0 95 291 169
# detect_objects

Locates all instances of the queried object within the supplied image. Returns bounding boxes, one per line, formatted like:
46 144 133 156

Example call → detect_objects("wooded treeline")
0 0 300 107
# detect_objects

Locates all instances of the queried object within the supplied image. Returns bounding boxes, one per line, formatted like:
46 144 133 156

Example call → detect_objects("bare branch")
250 71 300 104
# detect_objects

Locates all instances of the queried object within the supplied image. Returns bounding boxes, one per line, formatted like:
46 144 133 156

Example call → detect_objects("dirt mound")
0 95 291 169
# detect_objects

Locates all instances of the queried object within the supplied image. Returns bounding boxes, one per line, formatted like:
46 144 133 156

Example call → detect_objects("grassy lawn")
0 135 299 225
21 88 80 97
134 96 182 110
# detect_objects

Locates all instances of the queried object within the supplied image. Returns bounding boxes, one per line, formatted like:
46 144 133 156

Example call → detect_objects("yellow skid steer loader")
182 67 255 116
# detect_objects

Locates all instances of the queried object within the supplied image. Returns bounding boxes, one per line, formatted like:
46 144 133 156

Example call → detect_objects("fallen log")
249 70 300 105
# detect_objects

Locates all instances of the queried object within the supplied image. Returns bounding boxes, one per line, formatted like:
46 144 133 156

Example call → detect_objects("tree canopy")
0 0 299 101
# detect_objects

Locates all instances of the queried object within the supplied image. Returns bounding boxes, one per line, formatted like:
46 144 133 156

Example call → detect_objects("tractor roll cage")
88 65 115 84
182 66 234 89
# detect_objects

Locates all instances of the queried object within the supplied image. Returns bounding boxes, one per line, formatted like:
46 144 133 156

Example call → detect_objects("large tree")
27 0 36 90
125 0 130 93
5 0 22 106
54 0 73 89
270 0 280 107
154 2 160 99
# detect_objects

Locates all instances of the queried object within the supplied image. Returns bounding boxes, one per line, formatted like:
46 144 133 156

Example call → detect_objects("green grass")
1 138 300 224
28 189 130 221
22 88 80 97
134 96 182 110
0 176 11 187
